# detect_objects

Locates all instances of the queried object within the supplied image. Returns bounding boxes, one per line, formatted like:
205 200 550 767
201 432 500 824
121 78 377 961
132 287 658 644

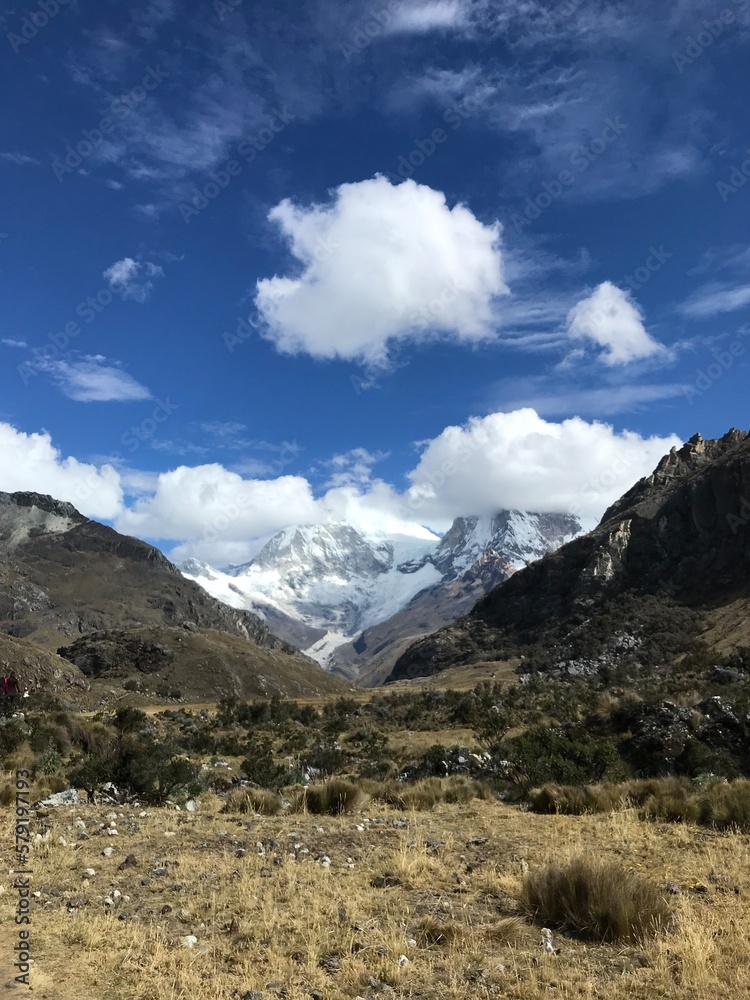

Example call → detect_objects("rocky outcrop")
58 631 176 677
388 430 750 682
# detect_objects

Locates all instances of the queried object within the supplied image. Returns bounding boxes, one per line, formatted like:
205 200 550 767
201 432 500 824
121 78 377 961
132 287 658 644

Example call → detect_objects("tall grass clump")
221 786 284 815
373 776 492 811
529 783 626 815
294 778 367 815
698 778 750 830
520 857 673 943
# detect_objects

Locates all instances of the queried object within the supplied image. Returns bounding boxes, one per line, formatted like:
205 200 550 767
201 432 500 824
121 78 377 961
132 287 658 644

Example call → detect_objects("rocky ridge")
388 430 750 682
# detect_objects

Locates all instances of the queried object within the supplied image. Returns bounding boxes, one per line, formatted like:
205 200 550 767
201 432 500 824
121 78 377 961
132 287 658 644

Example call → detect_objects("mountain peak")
0 490 86 523
600 428 750 525
184 507 581 675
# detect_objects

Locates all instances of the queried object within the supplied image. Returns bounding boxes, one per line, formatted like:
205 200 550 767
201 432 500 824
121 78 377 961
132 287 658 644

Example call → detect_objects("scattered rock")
39 789 82 808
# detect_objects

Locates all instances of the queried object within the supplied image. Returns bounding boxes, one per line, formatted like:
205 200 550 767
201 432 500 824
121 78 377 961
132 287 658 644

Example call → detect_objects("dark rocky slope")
388 429 750 682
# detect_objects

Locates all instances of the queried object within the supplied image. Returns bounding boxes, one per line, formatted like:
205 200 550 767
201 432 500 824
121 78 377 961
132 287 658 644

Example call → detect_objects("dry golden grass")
2 783 750 999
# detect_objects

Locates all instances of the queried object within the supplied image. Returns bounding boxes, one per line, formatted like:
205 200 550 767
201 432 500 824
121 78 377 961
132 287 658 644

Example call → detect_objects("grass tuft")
414 915 462 948
221 786 284 815
520 857 674 943
294 778 368 815
372 776 492 811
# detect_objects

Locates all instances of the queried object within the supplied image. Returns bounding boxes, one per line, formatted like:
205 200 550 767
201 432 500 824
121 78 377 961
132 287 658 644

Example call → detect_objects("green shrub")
0 718 28 758
112 707 148 734
303 739 348 776
68 735 201 805
34 747 63 776
496 727 625 793
240 736 288 789
520 857 673 943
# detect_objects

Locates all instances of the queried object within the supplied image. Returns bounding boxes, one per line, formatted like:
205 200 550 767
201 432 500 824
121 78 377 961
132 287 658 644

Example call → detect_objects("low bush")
67 734 201 805
241 736 288 790
520 857 673 943
33 747 63 776
495 726 626 794
0 718 29 759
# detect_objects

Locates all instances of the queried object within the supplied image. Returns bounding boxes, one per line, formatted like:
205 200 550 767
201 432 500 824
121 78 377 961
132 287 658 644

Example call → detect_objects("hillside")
0 491 345 705
0 491 287 650
388 429 750 682
56 624 348 702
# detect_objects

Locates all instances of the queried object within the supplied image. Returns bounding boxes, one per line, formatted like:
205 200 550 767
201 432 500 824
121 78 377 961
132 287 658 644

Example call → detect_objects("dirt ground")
2 790 750 1000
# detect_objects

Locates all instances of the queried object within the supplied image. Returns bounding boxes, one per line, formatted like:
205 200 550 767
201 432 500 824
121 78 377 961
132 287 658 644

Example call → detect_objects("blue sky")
1 0 749 565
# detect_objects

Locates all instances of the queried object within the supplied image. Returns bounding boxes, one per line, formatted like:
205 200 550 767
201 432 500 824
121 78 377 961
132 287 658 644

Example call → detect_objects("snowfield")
181 512 581 667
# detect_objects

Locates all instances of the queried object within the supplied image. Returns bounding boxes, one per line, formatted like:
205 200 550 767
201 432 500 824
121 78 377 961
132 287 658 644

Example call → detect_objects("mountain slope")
0 491 284 649
56 625 348 702
387 429 750 682
0 491 345 704
183 512 581 678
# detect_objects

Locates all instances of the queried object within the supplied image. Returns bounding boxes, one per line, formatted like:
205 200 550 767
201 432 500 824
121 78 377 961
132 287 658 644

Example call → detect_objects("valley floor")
2 796 749 999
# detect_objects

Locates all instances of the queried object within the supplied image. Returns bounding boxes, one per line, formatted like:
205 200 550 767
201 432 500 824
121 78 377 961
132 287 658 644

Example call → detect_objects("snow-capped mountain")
180 510 581 675
432 511 582 578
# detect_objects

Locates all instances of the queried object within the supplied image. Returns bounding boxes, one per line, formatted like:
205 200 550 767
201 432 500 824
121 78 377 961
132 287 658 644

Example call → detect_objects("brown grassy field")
2 786 750 999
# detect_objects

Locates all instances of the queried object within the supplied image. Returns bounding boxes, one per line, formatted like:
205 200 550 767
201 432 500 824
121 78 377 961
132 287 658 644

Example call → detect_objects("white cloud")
115 465 319 547
49 357 152 403
386 1 467 34
566 282 666 366
0 151 39 166
114 409 681 561
255 177 507 364
324 448 389 488
2 338 27 348
402 408 682 527
1 410 682 565
103 257 164 303
680 282 750 319
0 423 123 519
389 4 711 201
